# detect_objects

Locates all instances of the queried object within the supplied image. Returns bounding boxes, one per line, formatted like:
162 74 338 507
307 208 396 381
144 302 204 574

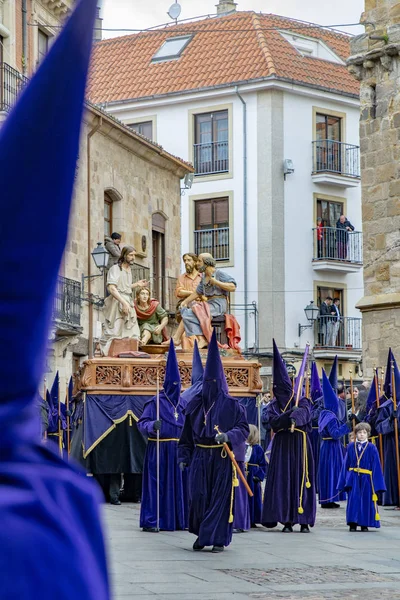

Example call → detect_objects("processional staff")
391 361 400 506
373 367 384 468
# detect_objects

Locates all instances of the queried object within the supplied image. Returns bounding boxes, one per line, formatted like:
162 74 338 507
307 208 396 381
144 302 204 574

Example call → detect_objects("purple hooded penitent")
310 362 322 404
181 340 204 410
318 370 348 507
138 339 185 531
272 339 293 409
178 329 249 547
328 355 338 392
0 1 110 597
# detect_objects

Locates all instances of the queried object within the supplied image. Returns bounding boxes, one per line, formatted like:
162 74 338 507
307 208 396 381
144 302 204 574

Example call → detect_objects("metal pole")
391 362 400 507
374 368 384 468
156 369 160 532
349 369 355 435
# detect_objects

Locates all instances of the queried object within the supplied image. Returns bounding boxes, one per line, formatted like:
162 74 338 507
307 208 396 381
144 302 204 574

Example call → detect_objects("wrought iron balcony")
193 140 229 175
312 227 363 271
312 140 360 181
314 316 362 351
53 276 82 327
194 227 230 261
0 62 28 112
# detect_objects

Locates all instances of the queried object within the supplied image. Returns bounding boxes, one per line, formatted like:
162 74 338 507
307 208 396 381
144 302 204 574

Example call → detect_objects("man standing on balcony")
180 253 236 349
172 253 202 347
319 296 333 346
336 215 355 260
100 246 148 356
328 298 341 347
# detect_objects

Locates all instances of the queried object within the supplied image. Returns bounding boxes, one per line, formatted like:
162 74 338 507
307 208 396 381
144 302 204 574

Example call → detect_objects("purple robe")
337 441 386 527
178 390 249 547
261 397 316 527
318 410 348 504
138 393 185 531
246 444 267 525
310 397 323 493
375 399 399 506
233 462 250 531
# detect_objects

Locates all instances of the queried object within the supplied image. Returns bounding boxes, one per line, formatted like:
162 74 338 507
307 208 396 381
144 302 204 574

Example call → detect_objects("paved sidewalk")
104 502 400 600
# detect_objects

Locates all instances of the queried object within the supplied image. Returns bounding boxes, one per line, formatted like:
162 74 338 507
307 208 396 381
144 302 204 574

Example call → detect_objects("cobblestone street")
104 503 400 599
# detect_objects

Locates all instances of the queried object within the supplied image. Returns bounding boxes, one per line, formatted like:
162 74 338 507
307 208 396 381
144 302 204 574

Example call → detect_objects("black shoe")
361 526 369 532
251 523 258 528
349 524 357 532
193 538 205 551
211 545 224 553
321 502 340 509
332 502 340 508
233 528 244 533
282 523 293 533
142 527 158 532
300 524 310 533
110 499 121 505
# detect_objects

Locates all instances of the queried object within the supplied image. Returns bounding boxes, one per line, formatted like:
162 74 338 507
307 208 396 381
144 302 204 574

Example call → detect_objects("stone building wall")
348 0 400 375
47 105 191 393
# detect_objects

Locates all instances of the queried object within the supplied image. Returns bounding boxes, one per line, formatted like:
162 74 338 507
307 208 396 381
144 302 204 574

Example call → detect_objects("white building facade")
89 7 363 374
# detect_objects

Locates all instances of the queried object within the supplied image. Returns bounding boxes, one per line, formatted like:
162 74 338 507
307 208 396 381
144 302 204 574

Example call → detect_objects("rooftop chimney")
216 0 237 17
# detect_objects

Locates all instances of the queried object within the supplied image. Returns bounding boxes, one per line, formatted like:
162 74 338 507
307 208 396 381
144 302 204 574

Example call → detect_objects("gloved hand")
291 406 299 412
153 420 162 431
65 409 72 417
349 413 360 424
215 432 229 444
179 462 187 471
253 476 261 483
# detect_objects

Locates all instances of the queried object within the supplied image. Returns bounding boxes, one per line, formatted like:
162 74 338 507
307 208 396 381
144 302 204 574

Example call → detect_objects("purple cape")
138 392 185 531
318 410 348 504
246 444 267 525
337 441 386 527
262 397 316 527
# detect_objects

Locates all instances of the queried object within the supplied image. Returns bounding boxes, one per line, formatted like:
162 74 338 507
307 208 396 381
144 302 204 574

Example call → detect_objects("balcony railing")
315 316 362 350
193 140 229 175
0 62 28 112
53 276 82 326
312 140 360 178
313 227 362 264
194 227 229 261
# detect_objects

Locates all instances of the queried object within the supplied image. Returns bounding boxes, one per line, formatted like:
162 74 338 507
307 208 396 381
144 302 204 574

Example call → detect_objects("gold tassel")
375 512 380 521
129 415 133 427
298 507 304 514
372 493 378 502
306 482 311 489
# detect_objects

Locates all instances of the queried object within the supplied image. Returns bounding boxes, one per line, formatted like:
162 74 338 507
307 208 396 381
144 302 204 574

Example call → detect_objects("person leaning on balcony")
105 231 122 268
319 296 333 346
180 253 236 349
170 253 202 347
328 298 341 347
336 215 354 261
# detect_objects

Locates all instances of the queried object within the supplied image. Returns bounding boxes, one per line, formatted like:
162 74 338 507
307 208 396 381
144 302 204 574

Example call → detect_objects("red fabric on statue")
225 314 241 351
134 298 169 341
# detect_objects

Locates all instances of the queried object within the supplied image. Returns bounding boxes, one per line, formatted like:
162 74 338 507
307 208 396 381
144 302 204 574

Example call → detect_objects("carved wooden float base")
74 351 262 397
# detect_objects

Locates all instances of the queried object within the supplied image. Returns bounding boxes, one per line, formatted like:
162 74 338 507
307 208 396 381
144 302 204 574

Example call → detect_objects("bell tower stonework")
348 0 400 374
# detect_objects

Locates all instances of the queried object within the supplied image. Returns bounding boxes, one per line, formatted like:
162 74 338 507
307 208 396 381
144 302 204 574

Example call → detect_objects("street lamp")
91 242 109 270
81 242 109 307
298 300 319 337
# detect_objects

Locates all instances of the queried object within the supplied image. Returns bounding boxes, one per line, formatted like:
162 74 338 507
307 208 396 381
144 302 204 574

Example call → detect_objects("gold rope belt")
247 463 258 467
196 443 221 449
148 438 179 442
349 467 380 521
277 428 311 514
349 467 372 475
322 437 333 440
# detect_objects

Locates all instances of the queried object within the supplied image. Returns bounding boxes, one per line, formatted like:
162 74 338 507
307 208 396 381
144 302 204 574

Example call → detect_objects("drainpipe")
22 0 27 74
235 86 248 351
87 116 102 358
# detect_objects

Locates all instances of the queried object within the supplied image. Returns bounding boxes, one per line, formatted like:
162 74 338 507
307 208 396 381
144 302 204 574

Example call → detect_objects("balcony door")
194 197 229 261
194 110 228 175
315 113 342 173
317 286 344 346
152 213 165 305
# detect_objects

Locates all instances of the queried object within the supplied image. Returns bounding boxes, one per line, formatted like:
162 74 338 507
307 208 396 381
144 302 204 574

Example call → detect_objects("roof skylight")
152 35 193 62
279 31 344 65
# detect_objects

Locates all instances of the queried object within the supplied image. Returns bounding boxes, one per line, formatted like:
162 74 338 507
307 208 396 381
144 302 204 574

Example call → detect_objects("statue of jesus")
100 245 147 356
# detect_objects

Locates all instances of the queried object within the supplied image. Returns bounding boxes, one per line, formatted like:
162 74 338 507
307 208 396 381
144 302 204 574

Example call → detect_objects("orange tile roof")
88 11 359 104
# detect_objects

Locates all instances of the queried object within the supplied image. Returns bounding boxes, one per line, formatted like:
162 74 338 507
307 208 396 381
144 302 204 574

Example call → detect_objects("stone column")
348 0 400 374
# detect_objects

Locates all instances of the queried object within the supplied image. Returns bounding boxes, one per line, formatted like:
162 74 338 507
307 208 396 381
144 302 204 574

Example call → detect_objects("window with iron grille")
194 197 229 261
194 110 228 175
